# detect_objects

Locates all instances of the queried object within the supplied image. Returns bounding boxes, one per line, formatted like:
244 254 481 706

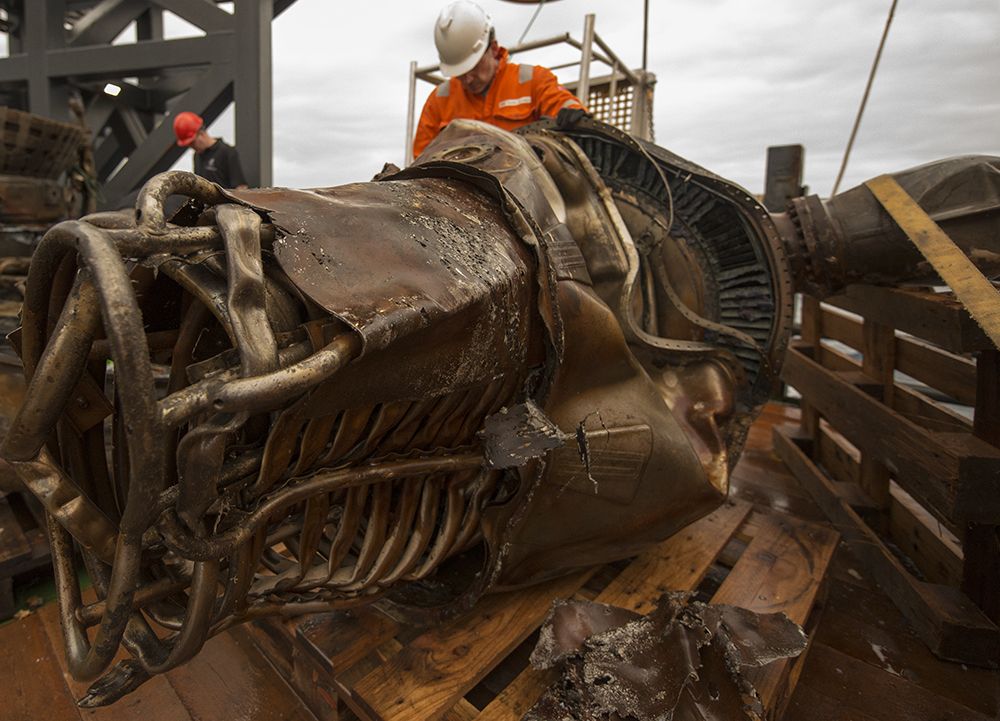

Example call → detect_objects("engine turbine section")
2 120 791 705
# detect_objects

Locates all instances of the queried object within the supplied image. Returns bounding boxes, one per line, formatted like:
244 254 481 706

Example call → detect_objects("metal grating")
586 84 636 134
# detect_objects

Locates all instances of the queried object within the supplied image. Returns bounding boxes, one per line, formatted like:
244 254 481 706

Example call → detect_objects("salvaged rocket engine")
4 117 997 705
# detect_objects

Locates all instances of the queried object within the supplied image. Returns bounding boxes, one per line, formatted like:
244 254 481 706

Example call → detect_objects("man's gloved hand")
556 107 590 129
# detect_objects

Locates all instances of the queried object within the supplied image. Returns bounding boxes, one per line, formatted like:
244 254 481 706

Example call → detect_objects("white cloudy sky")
151 0 1000 196
253 0 998 197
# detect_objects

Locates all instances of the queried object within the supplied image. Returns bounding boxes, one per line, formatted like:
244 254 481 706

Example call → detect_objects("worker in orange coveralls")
413 0 587 158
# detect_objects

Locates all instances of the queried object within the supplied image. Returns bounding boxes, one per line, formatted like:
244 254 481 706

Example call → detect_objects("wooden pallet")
0 491 50 620
777 286 1000 665
249 500 838 721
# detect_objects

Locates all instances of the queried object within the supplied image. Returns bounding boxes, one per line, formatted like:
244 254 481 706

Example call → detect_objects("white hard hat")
434 1 493 77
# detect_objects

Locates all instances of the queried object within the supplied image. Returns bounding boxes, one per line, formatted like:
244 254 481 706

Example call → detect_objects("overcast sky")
157 0 1000 196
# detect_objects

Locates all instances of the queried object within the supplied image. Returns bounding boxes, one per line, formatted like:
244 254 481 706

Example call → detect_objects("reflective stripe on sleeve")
436 82 451 98
518 64 534 84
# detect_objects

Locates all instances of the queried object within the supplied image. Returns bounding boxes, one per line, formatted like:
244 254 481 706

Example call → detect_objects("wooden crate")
248 500 838 721
776 286 1000 666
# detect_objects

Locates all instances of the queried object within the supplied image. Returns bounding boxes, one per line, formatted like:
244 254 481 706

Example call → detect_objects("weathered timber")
787 642 995 721
783 343 1000 526
711 513 839 720
773 427 1000 666
828 286 993 353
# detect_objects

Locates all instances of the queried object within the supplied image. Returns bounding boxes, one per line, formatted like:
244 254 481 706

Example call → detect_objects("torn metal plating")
527 593 808 721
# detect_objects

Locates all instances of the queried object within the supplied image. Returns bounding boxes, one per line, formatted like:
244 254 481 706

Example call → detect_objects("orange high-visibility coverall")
413 47 584 158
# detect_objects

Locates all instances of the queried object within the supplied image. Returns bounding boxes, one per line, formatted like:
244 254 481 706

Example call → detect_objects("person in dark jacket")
172 111 248 189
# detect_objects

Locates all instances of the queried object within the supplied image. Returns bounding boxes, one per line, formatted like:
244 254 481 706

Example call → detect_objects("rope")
831 0 898 196
517 0 547 47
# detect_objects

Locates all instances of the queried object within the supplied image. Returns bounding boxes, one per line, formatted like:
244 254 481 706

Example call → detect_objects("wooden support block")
798 295 822 438
782 343 1000 527
0 492 31 576
773 426 1000 666
860 318 895 510
0 576 14 621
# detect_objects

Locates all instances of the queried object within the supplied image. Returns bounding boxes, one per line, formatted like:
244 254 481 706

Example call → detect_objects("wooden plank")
818 342 971 434
895 335 977 406
0 612 83 721
710 513 839 718
597 500 752 613
799 295 823 438
296 608 400 678
474 666 557 721
829 286 993 353
773 427 1000 665
866 174 1000 349
164 626 317 721
965 348 1000 622
783 683 881 721
815 579 998 717
783 343 1000 525
350 570 594 721
36 602 194 721
889 484 963 587
0 492 31 575
792 642 995 721
819 304 863 351
860 318 895 509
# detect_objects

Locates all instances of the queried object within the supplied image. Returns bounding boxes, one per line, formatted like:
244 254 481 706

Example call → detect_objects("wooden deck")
0 402 996 720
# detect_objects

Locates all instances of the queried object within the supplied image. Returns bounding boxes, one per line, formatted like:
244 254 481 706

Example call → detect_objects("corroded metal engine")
0 117 835 704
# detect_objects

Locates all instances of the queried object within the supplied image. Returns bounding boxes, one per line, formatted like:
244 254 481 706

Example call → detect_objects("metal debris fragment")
526 592 807 721
482 401 570 468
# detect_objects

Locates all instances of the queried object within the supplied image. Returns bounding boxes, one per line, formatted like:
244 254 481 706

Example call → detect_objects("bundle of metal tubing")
2 171 514 704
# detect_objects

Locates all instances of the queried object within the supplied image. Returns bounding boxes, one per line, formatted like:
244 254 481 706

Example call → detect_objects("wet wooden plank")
791 642 995 721
350 570 593 721
164 626 316 721
815 579 998 717
711 513 839 718
296 607 400 677
35 602 194 721
597 500 752 613
0 611 83 721
783 682 881 721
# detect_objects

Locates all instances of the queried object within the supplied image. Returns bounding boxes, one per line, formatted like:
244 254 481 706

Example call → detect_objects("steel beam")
69 0 147 47
47 34 233 78
152 0 232 34
0 0 297 207
233 0 272 186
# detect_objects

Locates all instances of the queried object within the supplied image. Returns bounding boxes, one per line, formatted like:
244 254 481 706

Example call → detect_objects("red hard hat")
173 111 204 147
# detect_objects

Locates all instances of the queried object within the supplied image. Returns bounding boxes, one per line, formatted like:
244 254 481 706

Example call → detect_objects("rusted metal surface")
779 155 1000 297
526 593 807 721
3 118 801 704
